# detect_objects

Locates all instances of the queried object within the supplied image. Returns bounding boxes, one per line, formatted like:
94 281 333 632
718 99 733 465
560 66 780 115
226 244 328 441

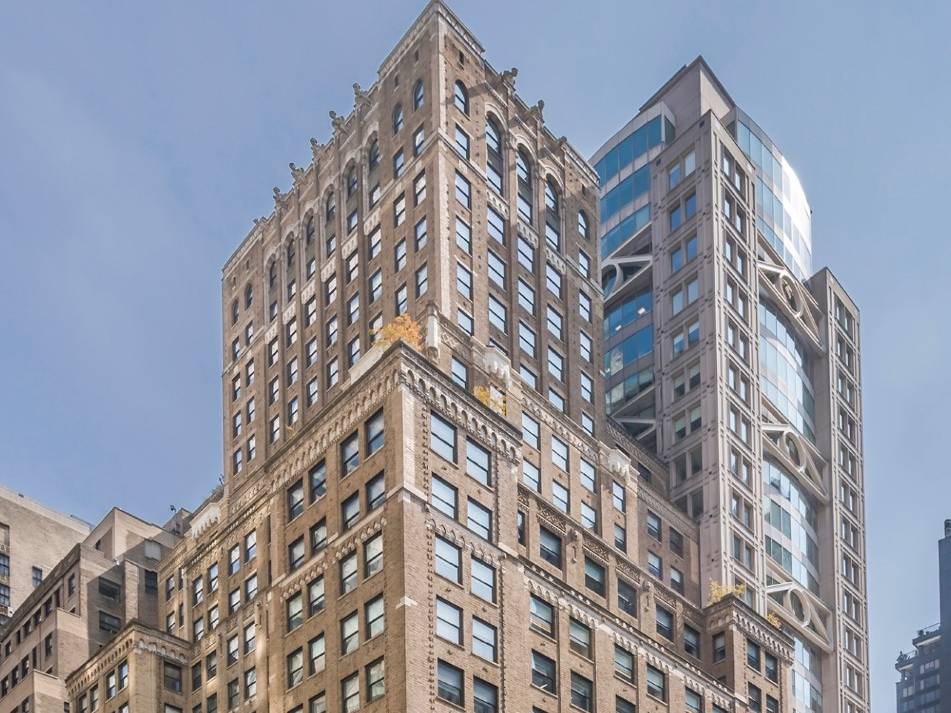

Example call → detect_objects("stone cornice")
516 483 695 617
519 391 598 461
277 515 387 601
175 344 519 582
705 595 795 662
65 621 189 692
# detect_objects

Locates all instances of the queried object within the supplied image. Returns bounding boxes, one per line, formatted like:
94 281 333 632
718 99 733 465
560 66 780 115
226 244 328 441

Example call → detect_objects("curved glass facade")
601 205 650 259
600 164 650 223
735 117 812 279
763 460 819 593
759 302 816 441
594 116 663 185
603 325 653 378
791 636 823 712
605 366 654 414
603 289 652 340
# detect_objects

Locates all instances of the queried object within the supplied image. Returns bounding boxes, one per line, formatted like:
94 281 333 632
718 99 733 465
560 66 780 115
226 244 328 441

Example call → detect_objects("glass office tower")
593 58 869 713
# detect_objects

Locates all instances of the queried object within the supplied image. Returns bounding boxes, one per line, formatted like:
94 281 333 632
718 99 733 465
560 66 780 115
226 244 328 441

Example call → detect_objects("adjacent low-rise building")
0 486 91 624
0 508 183 712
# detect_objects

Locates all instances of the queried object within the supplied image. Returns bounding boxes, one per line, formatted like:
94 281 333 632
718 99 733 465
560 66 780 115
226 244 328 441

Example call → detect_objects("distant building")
0 486 91 624
895 519 951 713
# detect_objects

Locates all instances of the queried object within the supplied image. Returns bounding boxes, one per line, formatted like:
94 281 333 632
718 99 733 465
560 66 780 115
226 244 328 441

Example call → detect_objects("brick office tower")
76 4 804 713
592 59 869 712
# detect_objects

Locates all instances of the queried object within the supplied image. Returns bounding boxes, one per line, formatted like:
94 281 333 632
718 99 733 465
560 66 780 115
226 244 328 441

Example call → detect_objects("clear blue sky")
0 0 947 705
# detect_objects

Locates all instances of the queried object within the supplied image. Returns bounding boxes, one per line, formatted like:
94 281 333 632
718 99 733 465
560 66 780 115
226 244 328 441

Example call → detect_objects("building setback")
592 58 869 712
895 519 951 713
0 486 91 624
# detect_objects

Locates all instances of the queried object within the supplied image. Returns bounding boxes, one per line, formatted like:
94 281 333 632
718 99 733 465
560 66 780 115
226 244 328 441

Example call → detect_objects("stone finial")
353 82 370 111
329 110 346 133
424 313 441 357
310 137 322 162
482 346 512 388
501 67 518 91
272 186 283 204
605 447 632 479
529 99 545 125
289 162 304 182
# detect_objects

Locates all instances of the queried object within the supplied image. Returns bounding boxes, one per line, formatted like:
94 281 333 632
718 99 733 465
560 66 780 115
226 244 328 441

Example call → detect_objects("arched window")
230 299 239 325
268 262 278 290
413 80 424 109
305 216 315 245
325 193 336 224
516 148 533 223
392 104 404 134
578 211 589 240
544 179 560 249
346 165 358 198
368 139 380 171
244 284 253 309
485 117 504 195
286 241 295 268
453 81 469 115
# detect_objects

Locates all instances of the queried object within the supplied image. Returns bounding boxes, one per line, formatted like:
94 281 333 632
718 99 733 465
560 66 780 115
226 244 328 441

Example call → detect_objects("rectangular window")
569 618 592 657
517 237 534 271
647 665 666 701
430 413 457 462
341 431 360 475
431 475 458 519
454 124 470 159
517 279 535 314
435 598 462 643
437 660 464 706
545 263 562 298
488 295 507 332
487 206 505 244
546 306 563 340
471 557 496 602
531 651 556 693
473 678 497 713
456 263 473 299
451 358 468 389
465 439 491 485
472 618 497 662
488 250 506 287
341 492 360 530
457 308 473 335
414 217 427 250
614 645 634 681
364 532 383 578
570 672 594 712
584 557 605 596
339 553 357 594
455 172 471 209
530 595 554 635
415 264 428 296
434 537 461 583
539 527 562 568
467 499 492 540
